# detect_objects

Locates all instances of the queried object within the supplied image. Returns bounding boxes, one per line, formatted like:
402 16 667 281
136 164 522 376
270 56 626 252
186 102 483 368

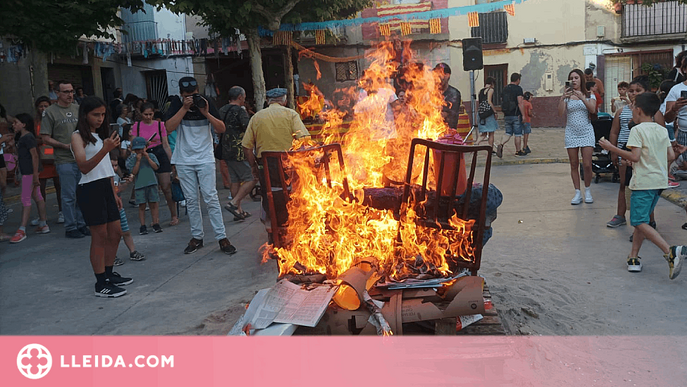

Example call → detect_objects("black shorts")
0 156 5 169
76 178 120 227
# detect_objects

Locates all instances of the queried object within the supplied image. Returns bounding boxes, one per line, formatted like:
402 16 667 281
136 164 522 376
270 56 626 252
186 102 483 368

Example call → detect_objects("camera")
192 94 206 109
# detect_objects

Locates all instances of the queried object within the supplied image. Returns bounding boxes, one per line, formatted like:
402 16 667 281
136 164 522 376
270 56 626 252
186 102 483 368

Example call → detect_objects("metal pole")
469 70 478 143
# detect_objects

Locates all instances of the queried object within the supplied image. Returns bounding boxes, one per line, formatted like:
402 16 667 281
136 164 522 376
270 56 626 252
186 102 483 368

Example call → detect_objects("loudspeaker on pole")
462 37 483 71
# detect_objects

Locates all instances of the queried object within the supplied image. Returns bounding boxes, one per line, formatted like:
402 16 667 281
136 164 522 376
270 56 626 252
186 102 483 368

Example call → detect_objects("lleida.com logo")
17 344 52 380
17 343 174 379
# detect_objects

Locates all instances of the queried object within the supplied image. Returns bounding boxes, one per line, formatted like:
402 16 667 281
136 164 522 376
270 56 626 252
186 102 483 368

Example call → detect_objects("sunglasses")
180 80 197 88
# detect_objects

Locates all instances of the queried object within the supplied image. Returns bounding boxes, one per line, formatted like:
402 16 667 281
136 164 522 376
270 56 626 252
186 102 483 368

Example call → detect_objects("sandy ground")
482 163 687 336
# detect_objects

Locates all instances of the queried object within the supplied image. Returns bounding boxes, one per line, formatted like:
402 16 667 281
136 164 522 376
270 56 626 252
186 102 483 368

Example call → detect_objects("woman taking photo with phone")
559 69 597 205
72 96 133 298
131 102 178 226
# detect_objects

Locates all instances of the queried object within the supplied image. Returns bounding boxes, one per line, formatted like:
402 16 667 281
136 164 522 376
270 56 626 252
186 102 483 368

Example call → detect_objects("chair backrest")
261 143 351 248
400 139 493 275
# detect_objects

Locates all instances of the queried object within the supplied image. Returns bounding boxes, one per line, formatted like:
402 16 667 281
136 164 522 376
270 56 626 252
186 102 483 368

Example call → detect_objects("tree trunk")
247 28 266 112
284 45 295 109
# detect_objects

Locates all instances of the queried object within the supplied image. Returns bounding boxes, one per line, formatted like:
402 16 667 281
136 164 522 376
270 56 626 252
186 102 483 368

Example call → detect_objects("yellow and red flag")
468 12 479 28
379 23 391 36
315 30 325 45
400 22 412 36
429 18 441 34
504 3 515 16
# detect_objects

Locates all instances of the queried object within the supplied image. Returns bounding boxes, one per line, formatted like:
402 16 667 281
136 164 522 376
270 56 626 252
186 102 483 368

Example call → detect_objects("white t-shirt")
354 87 398 141
665 82 687 131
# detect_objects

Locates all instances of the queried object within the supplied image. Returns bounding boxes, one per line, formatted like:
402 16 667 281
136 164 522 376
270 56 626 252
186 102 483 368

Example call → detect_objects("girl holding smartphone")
559 69 597 205
72 97 133 298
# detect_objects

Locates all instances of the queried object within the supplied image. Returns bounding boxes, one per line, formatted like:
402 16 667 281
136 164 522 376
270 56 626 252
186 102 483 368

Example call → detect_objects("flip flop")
224 202 242 218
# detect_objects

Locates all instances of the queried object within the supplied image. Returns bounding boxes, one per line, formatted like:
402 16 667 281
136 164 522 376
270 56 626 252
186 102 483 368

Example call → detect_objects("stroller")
581 113 619 183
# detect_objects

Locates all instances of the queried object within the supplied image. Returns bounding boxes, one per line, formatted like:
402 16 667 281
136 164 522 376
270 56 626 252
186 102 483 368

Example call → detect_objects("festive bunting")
379 23 391 36
504 3 515 16
400 22 412 36
468 12 479 27
257 0 528 35
429 18 441 34
273 31 292 46
315 30 325 45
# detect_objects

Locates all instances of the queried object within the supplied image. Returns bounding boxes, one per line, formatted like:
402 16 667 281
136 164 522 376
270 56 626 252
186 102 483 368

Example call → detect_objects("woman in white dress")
559 69 597 205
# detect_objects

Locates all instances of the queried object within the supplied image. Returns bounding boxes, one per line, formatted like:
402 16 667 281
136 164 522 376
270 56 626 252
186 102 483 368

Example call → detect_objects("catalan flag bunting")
429 18 441 34
504 3 515 16
315 30 325 45
378 2 432 33
468 12 479 28
379 23 391 36
400 22 412 36
273 31 292 46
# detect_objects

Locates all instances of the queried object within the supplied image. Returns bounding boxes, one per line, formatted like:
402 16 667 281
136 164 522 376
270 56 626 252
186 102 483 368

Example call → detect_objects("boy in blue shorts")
600 92 686 279
110 153 145 265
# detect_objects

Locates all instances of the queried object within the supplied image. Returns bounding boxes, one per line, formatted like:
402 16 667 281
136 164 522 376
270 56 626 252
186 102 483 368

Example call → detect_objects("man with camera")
164 76 237 255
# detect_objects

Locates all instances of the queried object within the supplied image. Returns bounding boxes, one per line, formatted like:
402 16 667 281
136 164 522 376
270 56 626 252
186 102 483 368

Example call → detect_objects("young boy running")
600 92 686 279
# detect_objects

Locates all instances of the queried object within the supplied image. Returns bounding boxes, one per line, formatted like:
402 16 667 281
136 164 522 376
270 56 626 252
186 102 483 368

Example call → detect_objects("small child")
587 81 603 112
111 152 145 265
10 113 50 243
600 92 686 279
521 92 534 154
611 81 630 116
126 136 161 235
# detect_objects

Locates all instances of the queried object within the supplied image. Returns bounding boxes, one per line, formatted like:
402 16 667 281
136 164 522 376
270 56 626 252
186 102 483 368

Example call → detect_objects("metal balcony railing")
470 12 508 44
622 1 687 38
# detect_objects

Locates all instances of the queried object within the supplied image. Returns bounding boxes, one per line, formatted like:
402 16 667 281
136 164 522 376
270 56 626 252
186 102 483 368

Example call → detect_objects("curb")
489 157 570 166
661 188 687 210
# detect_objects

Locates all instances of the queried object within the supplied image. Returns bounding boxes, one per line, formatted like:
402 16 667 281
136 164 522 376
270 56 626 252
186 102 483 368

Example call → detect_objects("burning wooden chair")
261 143 352 249
399 139 494 276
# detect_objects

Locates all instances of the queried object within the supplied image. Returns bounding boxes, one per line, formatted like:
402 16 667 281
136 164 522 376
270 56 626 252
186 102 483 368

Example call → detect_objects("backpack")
220 105 246 161
501 86 515 114
477 88 494 119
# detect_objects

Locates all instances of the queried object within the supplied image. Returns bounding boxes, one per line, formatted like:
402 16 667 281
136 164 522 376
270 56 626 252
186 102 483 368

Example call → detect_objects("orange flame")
266 41 474 281
313 60 322 80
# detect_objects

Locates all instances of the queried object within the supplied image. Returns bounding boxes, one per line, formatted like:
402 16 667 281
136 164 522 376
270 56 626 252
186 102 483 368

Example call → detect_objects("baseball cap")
131 136 146 150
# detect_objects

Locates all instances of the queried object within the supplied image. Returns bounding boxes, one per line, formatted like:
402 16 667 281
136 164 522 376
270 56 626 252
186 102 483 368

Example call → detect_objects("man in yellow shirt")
242 88 310 242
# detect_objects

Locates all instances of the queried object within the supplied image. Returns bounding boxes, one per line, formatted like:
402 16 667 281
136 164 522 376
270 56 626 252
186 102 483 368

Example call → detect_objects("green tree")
153 0 370 110
0 0 146 54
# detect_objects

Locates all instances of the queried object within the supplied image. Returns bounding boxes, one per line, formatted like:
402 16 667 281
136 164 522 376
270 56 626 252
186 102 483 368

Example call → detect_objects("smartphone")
565 81 571 90
681 90 687 100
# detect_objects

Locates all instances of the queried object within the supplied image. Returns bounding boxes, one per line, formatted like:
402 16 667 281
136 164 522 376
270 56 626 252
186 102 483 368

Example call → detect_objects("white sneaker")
571 190 582 205
584 188 593 203
57 212 65 224
30 217 40 226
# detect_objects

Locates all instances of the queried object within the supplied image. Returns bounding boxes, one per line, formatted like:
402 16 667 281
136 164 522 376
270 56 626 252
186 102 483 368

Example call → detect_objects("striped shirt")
618 104 633 145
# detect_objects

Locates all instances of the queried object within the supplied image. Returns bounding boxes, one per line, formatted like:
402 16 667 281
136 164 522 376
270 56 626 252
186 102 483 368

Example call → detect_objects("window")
335 61 359 82
470 11 508 44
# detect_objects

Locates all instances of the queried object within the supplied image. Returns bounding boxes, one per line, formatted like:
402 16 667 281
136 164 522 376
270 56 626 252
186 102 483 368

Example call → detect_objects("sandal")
224 202 242 218
169 217 180 226
233 211 251 221
682 223 687 230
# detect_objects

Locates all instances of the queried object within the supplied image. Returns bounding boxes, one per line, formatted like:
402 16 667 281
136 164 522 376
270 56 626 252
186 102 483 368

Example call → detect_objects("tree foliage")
0 0 147 54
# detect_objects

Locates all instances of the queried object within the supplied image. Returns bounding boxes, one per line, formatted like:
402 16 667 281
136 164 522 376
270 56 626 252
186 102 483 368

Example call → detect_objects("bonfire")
264 41 485 283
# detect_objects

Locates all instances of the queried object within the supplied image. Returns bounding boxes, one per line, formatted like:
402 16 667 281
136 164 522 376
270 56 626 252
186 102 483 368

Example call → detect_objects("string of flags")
377 1 516 36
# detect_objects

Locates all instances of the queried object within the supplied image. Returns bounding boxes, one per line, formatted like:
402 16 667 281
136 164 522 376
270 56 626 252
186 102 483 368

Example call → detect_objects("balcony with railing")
621 1 687 41
470 11 508 45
